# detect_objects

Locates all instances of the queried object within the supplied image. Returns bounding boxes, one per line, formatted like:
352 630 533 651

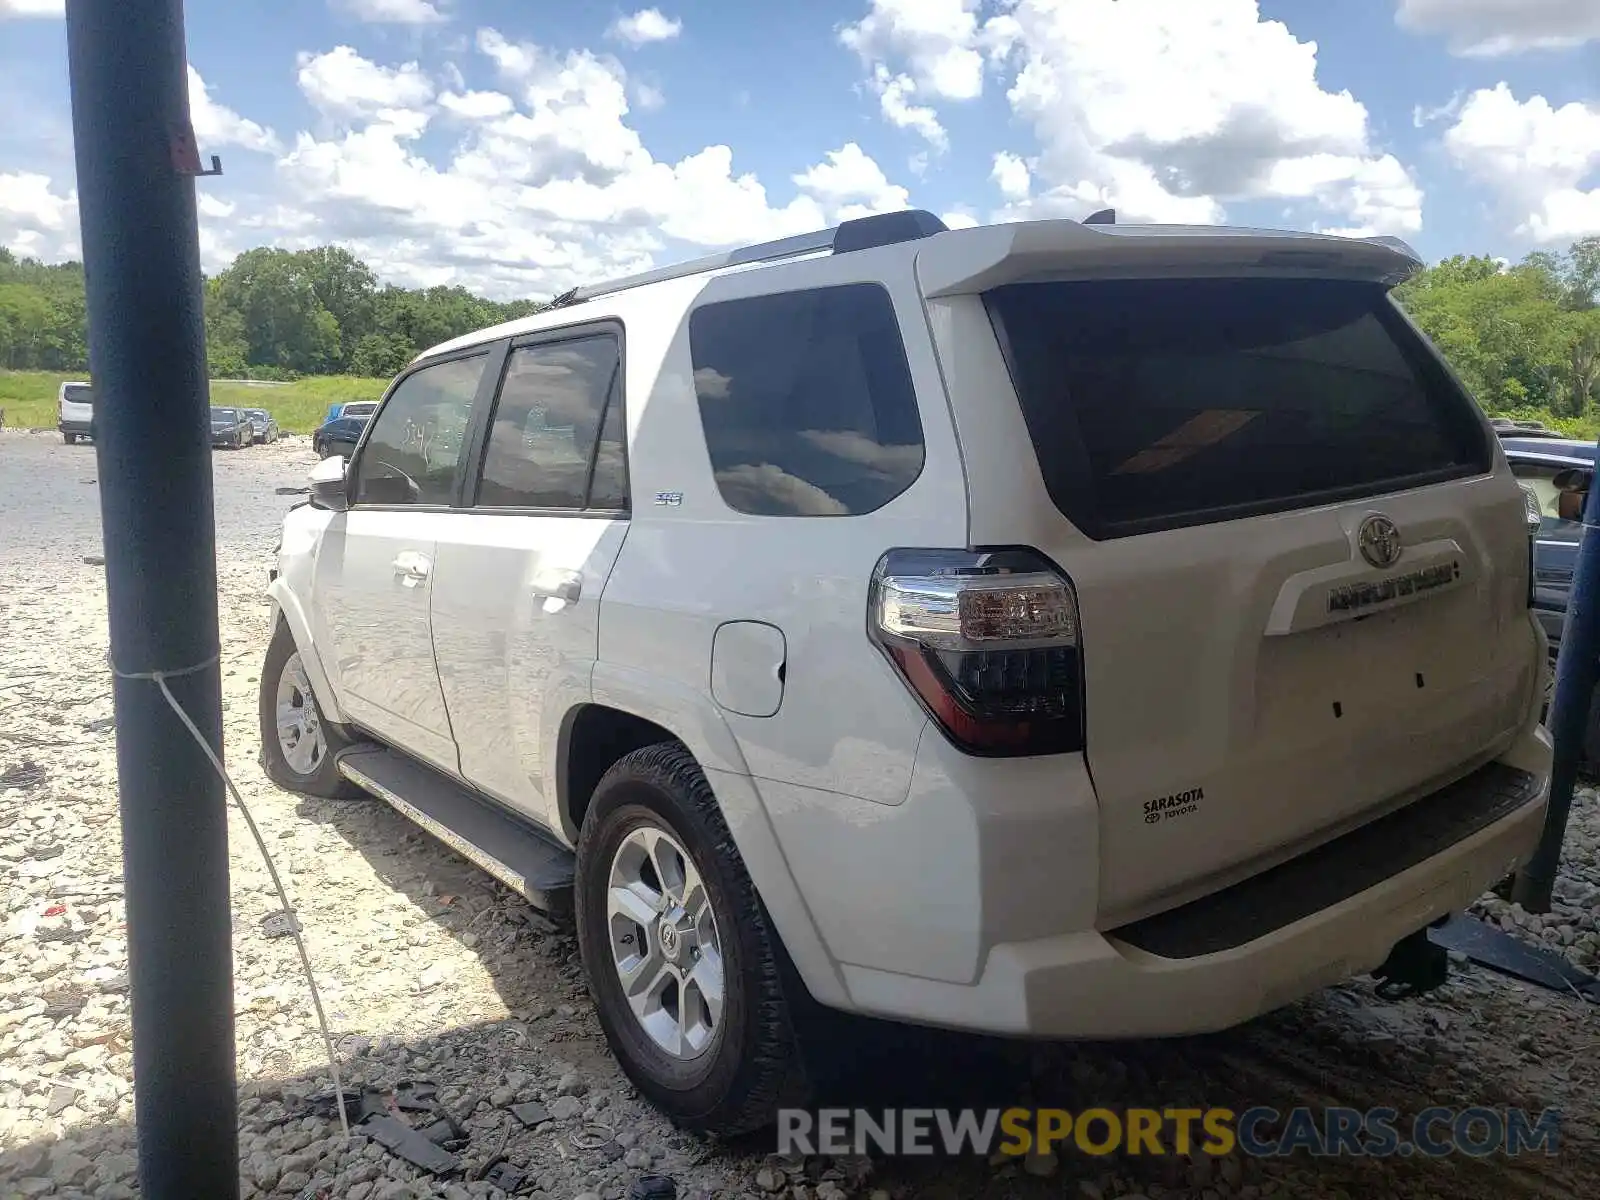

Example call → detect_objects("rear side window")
987 277 1492 538
689 283 925 517
475 334 627 511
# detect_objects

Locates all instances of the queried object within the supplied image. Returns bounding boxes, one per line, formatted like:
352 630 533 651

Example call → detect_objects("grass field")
0 371 390 434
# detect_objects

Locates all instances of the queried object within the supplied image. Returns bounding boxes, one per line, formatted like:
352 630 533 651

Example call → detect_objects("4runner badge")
1143 787 1204 826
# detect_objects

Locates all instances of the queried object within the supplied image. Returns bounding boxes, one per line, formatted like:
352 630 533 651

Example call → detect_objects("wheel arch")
266 580 348 727
562 665 851 1008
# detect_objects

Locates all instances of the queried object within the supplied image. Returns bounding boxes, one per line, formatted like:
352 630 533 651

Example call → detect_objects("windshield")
211 408 237 421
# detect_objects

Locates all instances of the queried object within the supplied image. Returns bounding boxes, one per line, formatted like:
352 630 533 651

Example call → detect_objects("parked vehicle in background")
311 414 370 458
244 408 280 444
258 209 1551 1136
209 407 251 449
320 400 379 427
58 381 95 444
1501 433 1600 754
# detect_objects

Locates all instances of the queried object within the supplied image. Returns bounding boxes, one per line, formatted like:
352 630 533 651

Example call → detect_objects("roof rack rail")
549 208 949 308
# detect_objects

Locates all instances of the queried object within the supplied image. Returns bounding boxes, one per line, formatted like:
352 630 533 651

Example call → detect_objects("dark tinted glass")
63 385 92 405
477 336 624 510
987 277 1491 537
586 383 629 511
354 355 484 506
689 283 925 517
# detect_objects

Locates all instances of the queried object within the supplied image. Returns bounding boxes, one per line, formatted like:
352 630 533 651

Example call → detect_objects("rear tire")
63 432 76 445
258 620 363 799
575 743 809 1135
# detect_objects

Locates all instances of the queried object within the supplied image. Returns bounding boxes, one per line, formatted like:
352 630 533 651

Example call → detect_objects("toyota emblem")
1357 514 1402 569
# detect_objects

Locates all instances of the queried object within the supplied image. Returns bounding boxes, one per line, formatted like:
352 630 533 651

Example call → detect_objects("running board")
336 745 575 913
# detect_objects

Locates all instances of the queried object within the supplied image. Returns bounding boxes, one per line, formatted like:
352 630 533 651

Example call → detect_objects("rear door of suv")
429 323 631 830
918 223 1539 925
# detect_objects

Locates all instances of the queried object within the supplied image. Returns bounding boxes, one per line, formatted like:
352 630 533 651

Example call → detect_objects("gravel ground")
1 426 1599 1200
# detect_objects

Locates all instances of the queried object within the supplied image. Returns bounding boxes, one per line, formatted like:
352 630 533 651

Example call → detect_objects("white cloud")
438 89 515 120
0 0 62 17
197 193 236 219
844 0 1422 235
991 151 1030 202
335 0 446 23
840 0 999 148
1443 83 1600 240
840 0 989 101
0 172 77 259
631 80 666 112
608 9 683 47
188 66 282 155
335 0 445 23
869 66 946 151
1395 0 1600 57
296 46 434 119
791 142 911 219
259 37 917 299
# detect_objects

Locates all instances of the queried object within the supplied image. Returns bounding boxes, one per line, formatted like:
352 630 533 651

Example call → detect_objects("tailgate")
918 228 1538 923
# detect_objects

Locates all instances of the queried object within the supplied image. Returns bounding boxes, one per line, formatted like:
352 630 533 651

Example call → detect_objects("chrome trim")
337 759 531 899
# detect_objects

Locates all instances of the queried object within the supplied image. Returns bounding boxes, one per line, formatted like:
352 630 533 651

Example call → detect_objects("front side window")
476 334 627 511
354 355 485 506
688 283 926 517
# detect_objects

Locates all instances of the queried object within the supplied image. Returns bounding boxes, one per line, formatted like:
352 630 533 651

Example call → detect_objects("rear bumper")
58 418 93 435
808 730 1549 1039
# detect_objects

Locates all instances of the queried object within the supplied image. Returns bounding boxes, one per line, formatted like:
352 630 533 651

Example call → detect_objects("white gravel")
1 426 1598 1199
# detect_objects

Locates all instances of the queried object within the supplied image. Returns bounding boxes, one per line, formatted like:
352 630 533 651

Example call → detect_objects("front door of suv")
430 326 630 828
311 351 488 772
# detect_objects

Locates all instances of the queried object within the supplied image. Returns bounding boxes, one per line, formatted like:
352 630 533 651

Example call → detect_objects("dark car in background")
209 407 252 449
312 413 369 458
244 408 280 444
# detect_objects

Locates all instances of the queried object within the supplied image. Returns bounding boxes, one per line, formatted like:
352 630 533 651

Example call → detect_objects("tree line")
0 244 543 380
2 236 1597 420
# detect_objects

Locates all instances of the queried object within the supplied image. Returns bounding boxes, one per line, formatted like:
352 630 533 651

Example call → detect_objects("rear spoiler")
914 220 1424 298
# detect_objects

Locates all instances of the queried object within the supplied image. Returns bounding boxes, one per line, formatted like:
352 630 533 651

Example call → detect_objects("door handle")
391 551 431 581
530 568 582 604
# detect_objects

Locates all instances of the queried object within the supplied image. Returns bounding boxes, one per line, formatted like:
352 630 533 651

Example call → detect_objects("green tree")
348 331 416 378
211 247 342 373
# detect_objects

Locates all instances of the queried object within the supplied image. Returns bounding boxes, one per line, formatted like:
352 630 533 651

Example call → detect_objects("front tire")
258 620 362 798
575 743 808 1135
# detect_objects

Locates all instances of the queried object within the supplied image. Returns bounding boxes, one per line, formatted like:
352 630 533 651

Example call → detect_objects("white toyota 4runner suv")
260 210 1552 1134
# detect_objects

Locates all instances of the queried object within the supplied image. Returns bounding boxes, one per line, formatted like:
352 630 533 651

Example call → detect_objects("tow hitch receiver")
1372 926 1450 1000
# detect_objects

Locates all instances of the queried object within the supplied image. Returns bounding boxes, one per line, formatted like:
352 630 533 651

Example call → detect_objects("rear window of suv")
987 277 1492 538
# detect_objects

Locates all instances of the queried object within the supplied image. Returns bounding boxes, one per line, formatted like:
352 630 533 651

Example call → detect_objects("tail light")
868 548 1084 756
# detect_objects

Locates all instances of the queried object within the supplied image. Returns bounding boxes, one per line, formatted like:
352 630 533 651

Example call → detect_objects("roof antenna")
1083 208 1116 225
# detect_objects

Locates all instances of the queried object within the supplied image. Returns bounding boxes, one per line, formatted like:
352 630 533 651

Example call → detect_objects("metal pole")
63 2 238 1196
1513 439 1600 913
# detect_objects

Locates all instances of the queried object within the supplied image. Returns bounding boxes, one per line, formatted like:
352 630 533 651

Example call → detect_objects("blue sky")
2 0 1598 299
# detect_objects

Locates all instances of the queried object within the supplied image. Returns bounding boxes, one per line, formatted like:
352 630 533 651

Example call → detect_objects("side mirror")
308 455 350 512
